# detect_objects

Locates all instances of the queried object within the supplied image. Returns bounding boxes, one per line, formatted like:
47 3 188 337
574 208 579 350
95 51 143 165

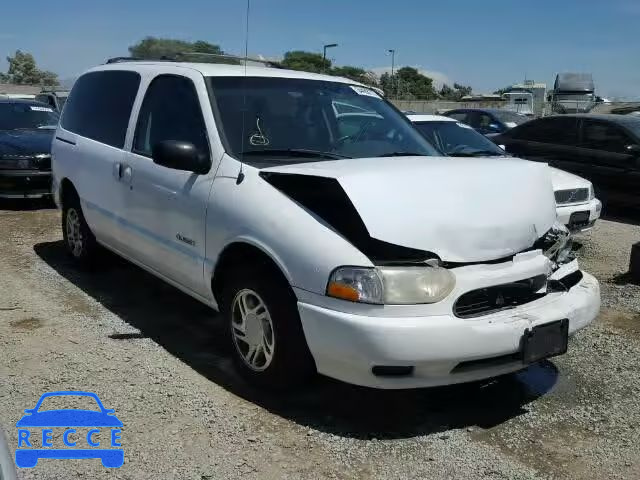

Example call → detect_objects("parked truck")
549 73 596 114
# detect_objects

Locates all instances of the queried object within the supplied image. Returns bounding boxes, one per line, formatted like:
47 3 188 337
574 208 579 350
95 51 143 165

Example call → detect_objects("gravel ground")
0 201 639 480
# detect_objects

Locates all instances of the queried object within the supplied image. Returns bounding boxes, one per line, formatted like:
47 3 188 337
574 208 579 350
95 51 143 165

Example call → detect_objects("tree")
381 67 438 100
0 50 58 85
280 51 330 73
331 65 378 86
439 82 473 100
128 37 236 63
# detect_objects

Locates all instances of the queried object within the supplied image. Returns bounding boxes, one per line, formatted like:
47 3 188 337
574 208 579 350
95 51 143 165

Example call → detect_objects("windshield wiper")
448 150 504 157
240 149 351 159
375 152 426 157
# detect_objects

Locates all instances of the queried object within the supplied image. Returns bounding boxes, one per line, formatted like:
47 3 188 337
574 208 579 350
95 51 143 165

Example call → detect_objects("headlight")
327 265 456 305
326 267 384 304
588 183 595 201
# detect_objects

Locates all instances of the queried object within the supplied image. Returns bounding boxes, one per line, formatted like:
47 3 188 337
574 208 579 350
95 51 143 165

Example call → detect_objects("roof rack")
105 52 283 68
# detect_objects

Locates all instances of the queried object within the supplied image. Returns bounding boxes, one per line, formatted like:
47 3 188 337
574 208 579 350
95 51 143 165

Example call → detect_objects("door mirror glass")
625 144 640 156
152 140 210 174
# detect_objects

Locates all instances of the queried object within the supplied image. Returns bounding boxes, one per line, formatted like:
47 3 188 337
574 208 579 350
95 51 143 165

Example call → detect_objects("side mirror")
488 123 502 133
625 144 640 156
152 140 211 174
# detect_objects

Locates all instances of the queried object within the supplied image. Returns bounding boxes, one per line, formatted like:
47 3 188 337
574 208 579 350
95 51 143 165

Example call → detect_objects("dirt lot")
1 201 639 480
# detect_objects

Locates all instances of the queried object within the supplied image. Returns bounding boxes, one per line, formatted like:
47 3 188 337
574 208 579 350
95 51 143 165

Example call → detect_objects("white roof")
91 61 366 86
406 114 456 123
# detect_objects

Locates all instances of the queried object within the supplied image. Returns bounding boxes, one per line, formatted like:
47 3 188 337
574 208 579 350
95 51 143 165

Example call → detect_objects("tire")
61 193 100 267
221 264 316 389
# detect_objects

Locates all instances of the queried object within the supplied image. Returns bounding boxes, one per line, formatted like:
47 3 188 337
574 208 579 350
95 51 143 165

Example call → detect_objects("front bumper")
0 170 51 198
556 198 602 232
298 268 600 389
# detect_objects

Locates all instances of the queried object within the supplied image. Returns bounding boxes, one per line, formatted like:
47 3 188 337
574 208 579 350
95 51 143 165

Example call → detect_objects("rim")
65 208 84 258
231 289 275 372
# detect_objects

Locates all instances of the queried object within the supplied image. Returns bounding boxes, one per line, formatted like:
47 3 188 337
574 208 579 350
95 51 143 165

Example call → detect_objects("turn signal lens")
326 267 384 304
326 283 360 302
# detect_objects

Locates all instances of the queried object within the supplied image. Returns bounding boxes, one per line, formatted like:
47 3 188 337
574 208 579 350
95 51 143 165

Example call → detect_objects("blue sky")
1 0 639 98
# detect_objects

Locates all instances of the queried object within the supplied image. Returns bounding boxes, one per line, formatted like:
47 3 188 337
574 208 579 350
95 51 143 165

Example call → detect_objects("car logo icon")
15 391 123 468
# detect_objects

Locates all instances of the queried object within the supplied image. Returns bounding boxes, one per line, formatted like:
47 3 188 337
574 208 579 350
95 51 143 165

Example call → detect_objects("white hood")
549 167 591 191
263 156 557 262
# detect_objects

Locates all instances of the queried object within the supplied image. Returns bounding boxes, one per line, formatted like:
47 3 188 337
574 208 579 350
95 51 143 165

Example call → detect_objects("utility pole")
323 43 338 73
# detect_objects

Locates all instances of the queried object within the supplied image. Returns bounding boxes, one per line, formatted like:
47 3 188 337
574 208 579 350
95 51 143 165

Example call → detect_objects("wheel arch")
211 240 294 306
58 177 79 206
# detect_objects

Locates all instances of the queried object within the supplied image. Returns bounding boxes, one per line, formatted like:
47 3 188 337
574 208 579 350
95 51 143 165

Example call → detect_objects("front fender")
205 162 372 296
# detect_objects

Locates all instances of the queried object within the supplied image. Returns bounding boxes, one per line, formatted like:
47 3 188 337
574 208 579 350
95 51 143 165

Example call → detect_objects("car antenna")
237 0 251 185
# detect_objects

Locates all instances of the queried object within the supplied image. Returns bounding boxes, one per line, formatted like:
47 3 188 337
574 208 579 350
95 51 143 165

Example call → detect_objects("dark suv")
491 114 640 207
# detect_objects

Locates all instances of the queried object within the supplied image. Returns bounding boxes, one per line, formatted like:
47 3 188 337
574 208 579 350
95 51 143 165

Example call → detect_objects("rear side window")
447 112 468 122
61 70 140 148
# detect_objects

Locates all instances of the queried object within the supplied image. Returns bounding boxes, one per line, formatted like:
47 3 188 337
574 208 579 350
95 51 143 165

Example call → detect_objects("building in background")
504 80 547 116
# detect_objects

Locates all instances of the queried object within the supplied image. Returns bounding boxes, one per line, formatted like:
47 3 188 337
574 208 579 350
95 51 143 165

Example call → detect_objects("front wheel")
221 264 316 389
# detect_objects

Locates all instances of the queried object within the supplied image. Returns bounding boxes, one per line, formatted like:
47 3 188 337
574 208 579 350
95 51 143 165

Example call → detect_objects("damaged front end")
260 161 575 309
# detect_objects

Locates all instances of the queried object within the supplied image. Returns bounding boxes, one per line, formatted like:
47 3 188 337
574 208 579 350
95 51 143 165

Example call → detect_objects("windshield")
413 121 505 157
0 102 59 130
491 110 529 125
207 76 439 164
554 94 595 102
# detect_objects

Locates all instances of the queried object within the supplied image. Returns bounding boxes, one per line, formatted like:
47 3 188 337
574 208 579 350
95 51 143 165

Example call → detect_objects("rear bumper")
556 198 601 232
298 271 600 389
0 170 51 198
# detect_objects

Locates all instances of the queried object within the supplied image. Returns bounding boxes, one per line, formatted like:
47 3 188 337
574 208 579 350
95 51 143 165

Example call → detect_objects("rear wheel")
62 193 100 267
221 264 316 389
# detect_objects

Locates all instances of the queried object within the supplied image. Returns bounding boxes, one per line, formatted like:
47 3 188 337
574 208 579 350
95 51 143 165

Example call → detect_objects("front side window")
207 76 439 164
61 70 140 148
0 102 59 130
414 121 505 157
581 120 634 153
510 117 579 145
133 75 209 159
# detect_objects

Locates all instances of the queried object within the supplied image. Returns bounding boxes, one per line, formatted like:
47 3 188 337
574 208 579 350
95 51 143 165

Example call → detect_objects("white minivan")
52 60 600 389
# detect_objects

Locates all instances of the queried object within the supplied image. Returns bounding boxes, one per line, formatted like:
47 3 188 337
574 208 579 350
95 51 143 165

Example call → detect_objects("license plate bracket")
522 319 569 364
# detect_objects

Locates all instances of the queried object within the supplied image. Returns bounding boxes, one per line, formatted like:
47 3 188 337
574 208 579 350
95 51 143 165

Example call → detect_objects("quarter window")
61 71 140 148
133 75 209 159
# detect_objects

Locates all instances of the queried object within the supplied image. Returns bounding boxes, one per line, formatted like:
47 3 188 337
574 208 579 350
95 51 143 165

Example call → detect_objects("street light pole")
388 49 396 97
323 43 338 73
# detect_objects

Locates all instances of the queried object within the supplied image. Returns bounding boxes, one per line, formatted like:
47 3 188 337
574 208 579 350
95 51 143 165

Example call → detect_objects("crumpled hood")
0 128 54 156
262 156 557 262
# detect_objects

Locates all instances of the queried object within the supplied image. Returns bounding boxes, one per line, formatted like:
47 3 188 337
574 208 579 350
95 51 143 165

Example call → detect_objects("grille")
554 188 589 205
453 275 548 318
0 154 50 170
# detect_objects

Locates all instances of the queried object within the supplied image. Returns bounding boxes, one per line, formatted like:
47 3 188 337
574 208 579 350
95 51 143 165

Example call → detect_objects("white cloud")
371 65 452 89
